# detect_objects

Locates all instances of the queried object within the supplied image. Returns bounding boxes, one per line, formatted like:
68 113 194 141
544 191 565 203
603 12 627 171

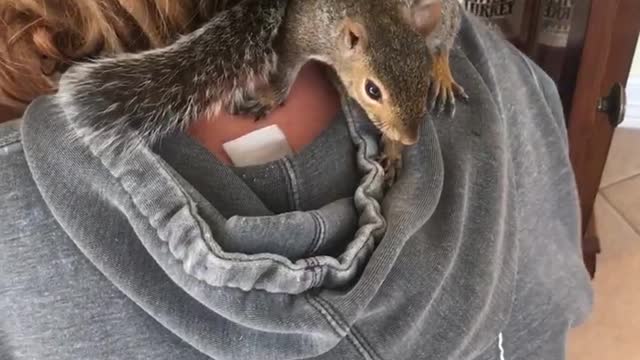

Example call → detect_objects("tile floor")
567 127 640 360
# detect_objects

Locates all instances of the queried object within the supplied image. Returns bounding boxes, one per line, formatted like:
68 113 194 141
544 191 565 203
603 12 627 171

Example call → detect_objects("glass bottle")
529 0 591 118
459 0 537 51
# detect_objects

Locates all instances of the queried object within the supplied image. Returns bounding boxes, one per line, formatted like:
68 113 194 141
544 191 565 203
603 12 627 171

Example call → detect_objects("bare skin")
188 61 341 165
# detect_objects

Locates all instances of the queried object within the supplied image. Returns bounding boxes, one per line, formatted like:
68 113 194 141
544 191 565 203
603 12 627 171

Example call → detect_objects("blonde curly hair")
0 0 232 116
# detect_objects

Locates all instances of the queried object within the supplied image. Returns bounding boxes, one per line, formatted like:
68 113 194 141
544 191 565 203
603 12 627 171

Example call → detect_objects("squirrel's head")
333 17 432 146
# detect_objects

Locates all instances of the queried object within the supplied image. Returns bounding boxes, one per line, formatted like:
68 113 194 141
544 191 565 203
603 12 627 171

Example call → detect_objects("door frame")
567 0 640 277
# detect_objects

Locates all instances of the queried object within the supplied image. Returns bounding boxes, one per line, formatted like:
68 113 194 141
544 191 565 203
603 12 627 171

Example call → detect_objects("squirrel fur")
58 0 286 154
405 0 468 113
57 0 465 183
233 0 434 148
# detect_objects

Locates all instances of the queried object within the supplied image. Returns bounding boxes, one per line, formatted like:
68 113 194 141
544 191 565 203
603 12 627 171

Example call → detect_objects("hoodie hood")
21 85 516 359
14 13 592 360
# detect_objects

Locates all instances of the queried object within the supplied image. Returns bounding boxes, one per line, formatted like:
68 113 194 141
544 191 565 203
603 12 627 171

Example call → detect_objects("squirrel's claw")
379 153 401 189
229 99 273 120
229 86 285 121
430 80 467 116
427 78 440 113
454 83 469 102
378 136 404 190
428 75 466 116
428 50 467 116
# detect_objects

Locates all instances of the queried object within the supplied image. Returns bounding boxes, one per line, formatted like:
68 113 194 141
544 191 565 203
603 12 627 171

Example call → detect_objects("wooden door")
567 0 640 277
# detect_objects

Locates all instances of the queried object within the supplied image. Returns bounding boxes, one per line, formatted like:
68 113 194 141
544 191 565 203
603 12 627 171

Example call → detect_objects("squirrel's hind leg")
428 48 468 116
229 64 294 120
228 82 288 120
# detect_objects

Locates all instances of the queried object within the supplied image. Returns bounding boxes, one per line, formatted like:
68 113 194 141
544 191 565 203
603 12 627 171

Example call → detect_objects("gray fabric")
0 13 592 360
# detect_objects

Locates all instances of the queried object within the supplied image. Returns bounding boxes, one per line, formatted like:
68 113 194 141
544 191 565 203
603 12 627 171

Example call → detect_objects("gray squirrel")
57 0 465 182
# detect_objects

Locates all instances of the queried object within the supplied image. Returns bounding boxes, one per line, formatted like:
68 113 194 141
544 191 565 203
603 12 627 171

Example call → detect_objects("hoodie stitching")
277 159 296 211
308 257 318 288
315 213 327 253
350 325 380 360
315 296 383 360
307 295 376 360
316 260 325 288
105 158 369 272
305 212 322 257
85 145 340 277
306 211 326 256
282 156 301 210
343 99 384 188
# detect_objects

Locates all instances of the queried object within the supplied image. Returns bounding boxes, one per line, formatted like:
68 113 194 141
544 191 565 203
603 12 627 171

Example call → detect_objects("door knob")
597 82 626 128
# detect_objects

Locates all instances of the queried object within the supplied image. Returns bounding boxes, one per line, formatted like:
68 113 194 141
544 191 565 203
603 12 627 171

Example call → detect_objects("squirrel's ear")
340 18 368 52
401 0 441 36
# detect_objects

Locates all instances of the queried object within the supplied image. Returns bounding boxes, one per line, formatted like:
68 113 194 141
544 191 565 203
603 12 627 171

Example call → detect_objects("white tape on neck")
223 124 293 167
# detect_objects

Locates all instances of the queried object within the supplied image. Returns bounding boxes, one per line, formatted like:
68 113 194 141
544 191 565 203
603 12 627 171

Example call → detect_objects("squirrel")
401 0 468 114
57 0 465 184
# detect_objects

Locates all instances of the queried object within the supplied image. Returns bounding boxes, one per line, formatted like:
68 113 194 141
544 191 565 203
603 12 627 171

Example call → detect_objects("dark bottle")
459 0 537 51
530 0 591 118
530 0 576 80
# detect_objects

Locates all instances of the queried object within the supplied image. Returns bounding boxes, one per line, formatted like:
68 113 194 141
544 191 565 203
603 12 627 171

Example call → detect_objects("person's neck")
188 62 341 165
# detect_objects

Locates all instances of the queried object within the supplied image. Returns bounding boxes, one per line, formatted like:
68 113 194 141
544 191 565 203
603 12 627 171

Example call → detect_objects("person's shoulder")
1 96 67 191
456 11 557 97
455 11 565 133
2 95 67 157
0 105 58 246
1 93 64 150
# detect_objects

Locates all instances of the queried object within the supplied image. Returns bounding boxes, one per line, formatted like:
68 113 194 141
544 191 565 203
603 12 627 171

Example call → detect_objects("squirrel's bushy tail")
57 0 286 156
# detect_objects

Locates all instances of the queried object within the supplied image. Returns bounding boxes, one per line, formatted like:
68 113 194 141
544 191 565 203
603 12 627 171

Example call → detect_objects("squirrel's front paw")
380 153 401 189
428 51 469 116
229 87 285 120
378 137 404 190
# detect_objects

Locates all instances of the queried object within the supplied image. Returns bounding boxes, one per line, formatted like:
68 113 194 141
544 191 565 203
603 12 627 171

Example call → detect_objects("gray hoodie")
0 13 591 360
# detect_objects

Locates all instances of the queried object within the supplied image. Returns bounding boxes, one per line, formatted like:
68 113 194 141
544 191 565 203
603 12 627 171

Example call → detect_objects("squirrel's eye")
365 80 382 102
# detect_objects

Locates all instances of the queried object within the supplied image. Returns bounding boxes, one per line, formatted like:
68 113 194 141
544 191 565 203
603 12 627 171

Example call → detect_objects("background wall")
625 42 640 128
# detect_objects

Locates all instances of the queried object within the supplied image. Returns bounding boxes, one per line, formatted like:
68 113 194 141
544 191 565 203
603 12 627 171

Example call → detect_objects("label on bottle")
536 0 575 48
460 0 527 40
